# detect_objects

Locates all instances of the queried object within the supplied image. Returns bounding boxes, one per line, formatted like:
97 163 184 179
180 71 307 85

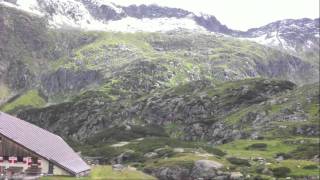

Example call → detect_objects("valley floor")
41 165 155 180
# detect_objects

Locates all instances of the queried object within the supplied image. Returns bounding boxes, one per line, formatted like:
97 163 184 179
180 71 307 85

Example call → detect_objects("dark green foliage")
253 175 268 180
155 147 175 158
203 147 227 156
227 157 251 166
85 125 168 145
81 145 122 162
303 165 318 170
122 151 145 163
246 143 267 151
290 143 319 159
271 167 291 177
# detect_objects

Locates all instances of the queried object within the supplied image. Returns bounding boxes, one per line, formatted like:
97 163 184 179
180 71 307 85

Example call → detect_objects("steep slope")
240 18 320 65
241 18 319 52
0 4 102 105
17 79 319 143
0 4 318 110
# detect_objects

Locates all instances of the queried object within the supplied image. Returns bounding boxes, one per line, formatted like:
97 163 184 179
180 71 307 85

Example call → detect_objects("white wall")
0 158 71 176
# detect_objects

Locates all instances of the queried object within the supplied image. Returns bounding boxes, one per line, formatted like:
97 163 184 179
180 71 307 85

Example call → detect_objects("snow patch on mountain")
0 0 43 16
37 0 108 30
106 17 206 32
241 32 296 52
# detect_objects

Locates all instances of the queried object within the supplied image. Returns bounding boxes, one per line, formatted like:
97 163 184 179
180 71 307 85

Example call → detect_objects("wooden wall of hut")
0 134 36 157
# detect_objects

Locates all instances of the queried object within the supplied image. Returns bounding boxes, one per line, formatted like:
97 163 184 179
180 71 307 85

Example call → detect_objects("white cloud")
114 0 319 30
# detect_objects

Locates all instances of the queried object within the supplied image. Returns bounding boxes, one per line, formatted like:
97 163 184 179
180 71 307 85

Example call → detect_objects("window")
17 156 23 162
3 156 9 161
31 157 38 164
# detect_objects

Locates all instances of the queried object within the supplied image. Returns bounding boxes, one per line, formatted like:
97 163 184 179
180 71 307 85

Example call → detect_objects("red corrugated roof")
0 112 90 175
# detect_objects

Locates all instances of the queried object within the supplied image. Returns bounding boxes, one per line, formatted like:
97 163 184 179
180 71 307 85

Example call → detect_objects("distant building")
0 112 90 177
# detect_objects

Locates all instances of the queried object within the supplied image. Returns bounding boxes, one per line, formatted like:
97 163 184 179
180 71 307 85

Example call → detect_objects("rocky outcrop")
17 79 298 143
123 4 191 19
81 0 125 21
6 62 35 90
191 160 225 179
145 160 230 180
146 166 191 180
41 68 103 95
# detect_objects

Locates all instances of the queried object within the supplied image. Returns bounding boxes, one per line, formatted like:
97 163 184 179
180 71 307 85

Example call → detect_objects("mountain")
240 18 320 64
2 0 319 54
0 1 319 179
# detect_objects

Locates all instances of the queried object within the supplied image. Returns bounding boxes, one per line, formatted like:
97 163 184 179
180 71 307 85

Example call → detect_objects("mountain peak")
0 0 318 52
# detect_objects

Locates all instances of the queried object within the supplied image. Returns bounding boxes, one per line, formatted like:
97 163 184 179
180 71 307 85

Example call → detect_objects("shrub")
155 147 175 158
122 151 145 163
303 165 318 170
227 157 251 166
246 143 267 150
272 167 291 177
290 143 319 159
203 147 227 156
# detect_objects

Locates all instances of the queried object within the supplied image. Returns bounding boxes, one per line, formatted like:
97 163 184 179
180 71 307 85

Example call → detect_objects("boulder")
112 164 125 171
191 160 224 179
230 172 243 179
146 166 191 180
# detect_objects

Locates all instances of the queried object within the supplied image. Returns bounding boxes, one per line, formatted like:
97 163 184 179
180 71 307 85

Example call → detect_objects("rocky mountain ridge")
1 0 319 53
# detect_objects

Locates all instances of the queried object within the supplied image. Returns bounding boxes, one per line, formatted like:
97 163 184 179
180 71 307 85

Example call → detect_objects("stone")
191 160 224 179
112 164 125 171
230 172 243 179
144 152 158 159
276 156 284 162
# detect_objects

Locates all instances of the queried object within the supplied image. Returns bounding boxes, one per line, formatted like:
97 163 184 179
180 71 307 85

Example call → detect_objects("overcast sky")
115 0 319 30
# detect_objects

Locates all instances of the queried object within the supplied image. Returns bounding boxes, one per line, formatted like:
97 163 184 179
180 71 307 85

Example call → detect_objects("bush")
290 143 319 159
303 164 318 170
155 147 175 158
227 157 251 166
203 147 227 157
85 125 169 145
122 151 145 163
246 143 267 150
272 167 291 177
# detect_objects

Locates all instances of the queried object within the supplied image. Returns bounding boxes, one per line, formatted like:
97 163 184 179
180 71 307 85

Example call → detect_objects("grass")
145 153 227 169
269 160 319 177
1 90 46 112
218 139 298 159
0 85 9 100
41 166 155 180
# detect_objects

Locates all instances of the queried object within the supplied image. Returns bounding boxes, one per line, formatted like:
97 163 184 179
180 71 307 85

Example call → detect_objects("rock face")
147 166 191 180
17 79 299 142
146 159 229 180
41 68 102 95
123 4 190 19
240 18 320 52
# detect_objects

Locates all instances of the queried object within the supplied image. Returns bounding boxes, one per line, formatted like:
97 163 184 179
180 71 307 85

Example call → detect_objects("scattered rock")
144 152 158 159
191 160 224 179
230 172 243 179
112 164 125 171
110 141 130 147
